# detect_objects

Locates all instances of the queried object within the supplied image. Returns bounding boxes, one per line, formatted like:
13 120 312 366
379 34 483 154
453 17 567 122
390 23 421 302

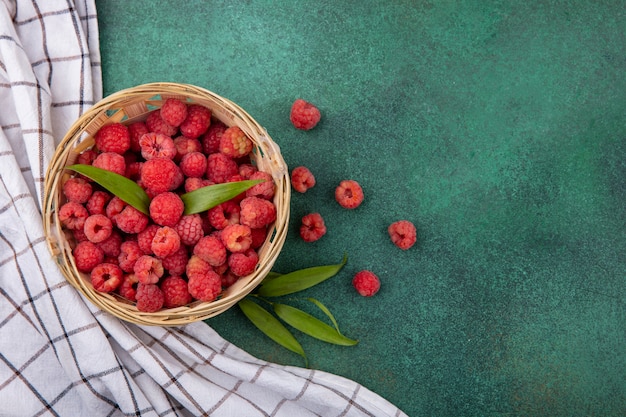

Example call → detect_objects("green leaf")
257 253 347 297
181 180 263 215
307 297 341 334
67 164 150 214
238 298 307 365
273 303 358 346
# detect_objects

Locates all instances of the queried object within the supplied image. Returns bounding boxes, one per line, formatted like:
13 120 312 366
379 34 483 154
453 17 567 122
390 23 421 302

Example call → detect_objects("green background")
96 1 625 415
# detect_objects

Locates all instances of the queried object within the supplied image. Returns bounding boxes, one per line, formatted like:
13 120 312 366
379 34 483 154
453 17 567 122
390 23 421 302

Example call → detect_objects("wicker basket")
43 82 290 326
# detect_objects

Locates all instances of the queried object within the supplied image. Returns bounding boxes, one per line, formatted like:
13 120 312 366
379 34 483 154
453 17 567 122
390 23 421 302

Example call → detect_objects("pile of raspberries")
58 98 278 312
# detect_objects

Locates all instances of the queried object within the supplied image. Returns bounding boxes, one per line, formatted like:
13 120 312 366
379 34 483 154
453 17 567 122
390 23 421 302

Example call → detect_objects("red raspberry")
149 192 184 227
140 157 179 193
180 151 207 178
139 132 177 160
207 201 240 230
180 104 211 139
160 98 188 127
115 205 149 234
187 268 222 302
246 171 274 200
94 123 130 154
335 179 364 209
77 148 98 166
299 212 326 242
240 197 277 229
352 270 380 297
291 166 316 193
125 161 143 181
92 152 126 176
174 214 204 246
135 283 165 312
219 126 253 158
221 224 252 253
73 241 105 273
151 226 181 258
221 269 240 288
228 249 259 277
90 262 123 293
58 201 88 230
72 227 89 243
184 177 214 193
146 110 178 136
201 120 227 154
290 99 321 130
173 136 202 161
160 275 192 308
250 227 267 249
134 255 164 284
97 231 123 257
118 240 143 272
185 254 212 280
83 214 113 243
161 246 189 275
86 190 112 215
238 163 258 179
117 273 139 301
127 121 149 152
193 235 227 267
63 177 93 204
206 152 238 183
388 220 417 250
105 196 127 223
137 224 160 254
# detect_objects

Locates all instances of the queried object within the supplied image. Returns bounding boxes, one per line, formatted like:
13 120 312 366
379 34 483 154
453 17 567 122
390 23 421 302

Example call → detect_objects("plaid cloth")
0 1 407 416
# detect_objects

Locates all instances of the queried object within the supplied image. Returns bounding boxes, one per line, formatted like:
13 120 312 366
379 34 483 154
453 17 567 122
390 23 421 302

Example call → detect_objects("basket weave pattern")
43 82 290 326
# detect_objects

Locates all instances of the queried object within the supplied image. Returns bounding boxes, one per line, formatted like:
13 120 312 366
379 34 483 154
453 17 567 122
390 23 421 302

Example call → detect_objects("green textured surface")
96 1 626 415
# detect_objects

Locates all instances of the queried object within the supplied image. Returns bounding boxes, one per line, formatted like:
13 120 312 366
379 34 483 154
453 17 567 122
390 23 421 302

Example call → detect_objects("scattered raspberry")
94 123 130 154
151 226 181 258
133 255 164 284
173 136 202 161
139 132 177 160
335 179 364 209
97 231 123 257
206 152 238 183
299 212 326 242
127 121 149 152
250 227 267 249
92 152 126 176
160 275 193 308
86 190 112 215
388 220 417 250
201 120 227 154
149 192 184 227
118 240 143 272
290 166 316 193
63 177 93 204
352 270 380 297
180 151 207 178
90 262 123 293
246 171 274 200
174 214 204 247
135 283 165 312
193 235 227 267
228 249 259 277
73 241 105 273
117 273 139 301
207 201 240 230
137 224 160 254
238 163 258 179
221 224 252 253
161 246 189 275
180 104 211 139
187 268 222 302
290 99 321 130
240 197 277 229
159 98 188 127
140 157 179 193
146 109 178 136
115 205 149 234
58 201 88 230
219 126 253 158
83 214 113 243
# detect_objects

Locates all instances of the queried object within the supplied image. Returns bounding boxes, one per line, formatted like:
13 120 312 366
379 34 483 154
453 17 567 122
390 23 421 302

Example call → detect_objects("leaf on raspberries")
257 253 347 297
181 180 263 215
273 303 358 346
307 297 341 334
238 298 307 365
66 164 150 214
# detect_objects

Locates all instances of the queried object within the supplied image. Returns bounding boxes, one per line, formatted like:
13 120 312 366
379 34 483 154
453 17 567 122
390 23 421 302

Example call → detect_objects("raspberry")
118 240 143 272
290 99 321 130
149 192 184 227
115 205 149 234
221 269 239 288
140 157 179 193
180 151 207 178
187 268 222 302
206 152 238 183
84 214 113 243
94 123 130 154
125 161 143 181
151 226 181 258
86 190 112 215
180 104 211 139
173 136 202 161
201 120 227 154
97 231 123 257
388 220 417 250
238 163 258 179
90 262 123 293
77 148 98 166
174 214 204 246
228 249 259 277
92 152 126 176
246 171 274 200
193 235 227 267
185 254 212 280
240 197 277 229
160 98 188 127
117 273 139 301
161 246 189 275
207 201 240 230
63 177 93 204
73 241 105 273
72 227 89 243
137 224 160 254
134 255 164 284
335 179 364 209
250 227 267 249
135 283 165 312
146 109 178 136
184 177 214 193
291 166 316 193
160 275 192 308
139 132 177 160
352 270 380 297
221 224 252 253
58 201 88 230
127 121 149 152
299 212 326 242
219 126 253 159
105 196 126 225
